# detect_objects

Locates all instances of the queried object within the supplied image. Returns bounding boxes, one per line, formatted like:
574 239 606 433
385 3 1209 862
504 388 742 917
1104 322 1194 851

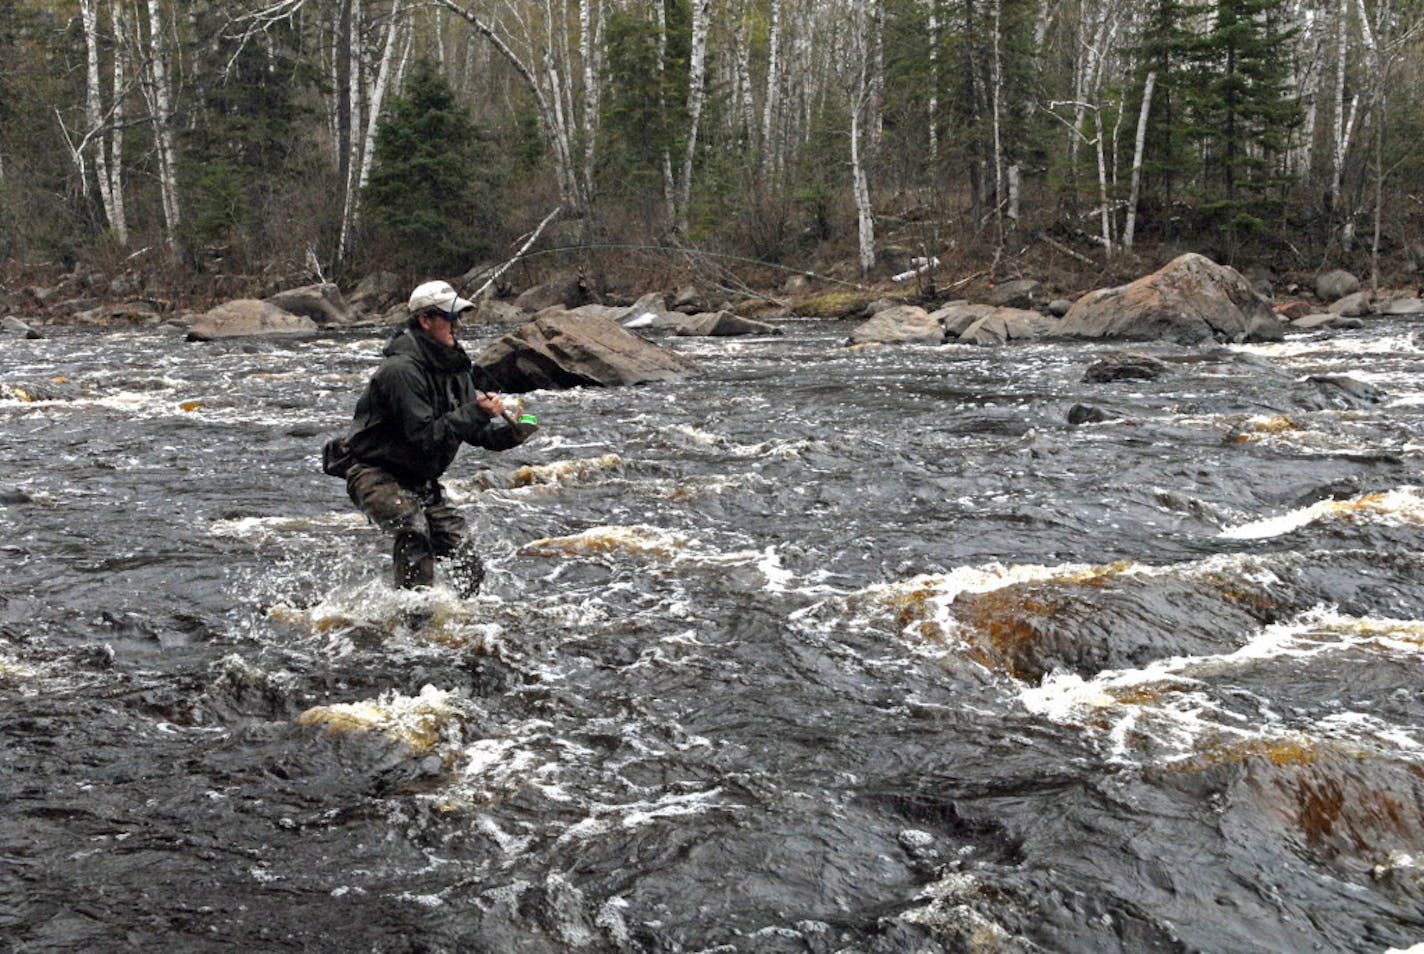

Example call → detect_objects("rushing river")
2 314 1423 953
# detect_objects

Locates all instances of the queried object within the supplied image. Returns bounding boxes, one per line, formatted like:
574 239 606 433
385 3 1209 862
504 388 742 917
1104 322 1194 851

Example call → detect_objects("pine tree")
362 59 497 280
1130 0 1208 240
180 4 317 263
1182 0 1302 236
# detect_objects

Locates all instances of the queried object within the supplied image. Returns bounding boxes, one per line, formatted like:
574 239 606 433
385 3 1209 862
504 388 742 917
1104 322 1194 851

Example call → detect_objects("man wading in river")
326 280 536 596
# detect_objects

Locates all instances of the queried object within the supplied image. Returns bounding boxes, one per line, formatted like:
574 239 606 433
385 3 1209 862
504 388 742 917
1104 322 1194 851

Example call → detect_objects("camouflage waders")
346 463 485 595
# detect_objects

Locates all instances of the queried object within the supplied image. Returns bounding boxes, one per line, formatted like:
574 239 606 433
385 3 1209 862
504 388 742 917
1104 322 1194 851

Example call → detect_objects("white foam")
1221 487 1424 539
1020 607 1424 762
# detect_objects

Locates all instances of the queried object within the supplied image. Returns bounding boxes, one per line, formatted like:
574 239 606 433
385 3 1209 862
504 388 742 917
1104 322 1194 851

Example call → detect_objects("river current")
2 315 1423 953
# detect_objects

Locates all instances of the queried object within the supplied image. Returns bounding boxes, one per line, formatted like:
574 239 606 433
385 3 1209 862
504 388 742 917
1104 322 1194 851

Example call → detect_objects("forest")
2 0 1422 305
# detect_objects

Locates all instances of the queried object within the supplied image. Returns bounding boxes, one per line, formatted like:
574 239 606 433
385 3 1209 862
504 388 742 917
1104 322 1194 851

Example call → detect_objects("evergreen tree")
1131 0 1207 237
363 58 498 280
180 5 319 264
1184 0 1302 235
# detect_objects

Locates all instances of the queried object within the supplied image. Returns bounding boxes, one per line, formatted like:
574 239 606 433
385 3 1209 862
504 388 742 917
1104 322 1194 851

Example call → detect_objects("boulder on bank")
264 283 352 326
1383 297 1424 316
71 302 163 327
848 305 943 345
514 273 588 312
1314 269 1360 303
958 307 1057 346
621 292 676 330
347 271 403 315
474 313 698 391
1328 292 1373 317
933 302 997 338
1057 253 1284 344
674 311 782 336
985 279 1043 309
2 317 42 339
186 300 318 341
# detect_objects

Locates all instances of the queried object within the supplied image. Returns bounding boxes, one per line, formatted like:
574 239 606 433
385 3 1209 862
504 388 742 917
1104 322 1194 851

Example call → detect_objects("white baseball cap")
407 280 475 316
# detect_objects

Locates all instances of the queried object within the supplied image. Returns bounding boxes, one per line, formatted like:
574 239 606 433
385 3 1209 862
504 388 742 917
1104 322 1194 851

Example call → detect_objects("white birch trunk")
927 0 939 162
435 0 584 212
80 0 106 209
736 6 755 145
108 0 129 244
990 0 1005 237
1124 70 1156 250
339 0 405 262
144 0 182 244
656 0 675 217
1094 105 1112 255
851 0 875 274
580 0 599 207
761 0 783 179
1007 163 1021 227
676 0 711 235
1329 0 1349 211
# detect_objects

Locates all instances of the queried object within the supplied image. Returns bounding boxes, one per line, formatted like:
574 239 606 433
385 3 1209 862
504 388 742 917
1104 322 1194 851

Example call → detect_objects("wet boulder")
674 311 781 336
958 307 1057 346
185 300 318 341
264 283 352 326
1383 297 1424 316
1066 403 1110 425
1293 374 1385 410
1290 313 1343 331
1314 269 1360 303
933 302 997 338
2 317 42 339
848 305 943 345
474 313 698 390
72 302 163 327
1057 253 1285 344
621 291 677 330
1328 292 1373 317
1082 353 1168 383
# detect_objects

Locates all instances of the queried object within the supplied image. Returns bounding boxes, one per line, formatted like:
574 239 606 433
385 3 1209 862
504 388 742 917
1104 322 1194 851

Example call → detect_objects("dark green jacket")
345 327 519 485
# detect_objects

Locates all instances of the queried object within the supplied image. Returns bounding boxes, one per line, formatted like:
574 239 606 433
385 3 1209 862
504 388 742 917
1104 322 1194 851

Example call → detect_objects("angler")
323 280 537 595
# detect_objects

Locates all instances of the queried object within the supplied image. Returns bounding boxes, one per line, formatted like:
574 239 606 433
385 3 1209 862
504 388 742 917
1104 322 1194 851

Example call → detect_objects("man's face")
419 310 459 347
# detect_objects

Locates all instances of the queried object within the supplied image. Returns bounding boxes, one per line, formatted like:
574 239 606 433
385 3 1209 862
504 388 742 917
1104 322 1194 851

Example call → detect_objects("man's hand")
475 391 506 419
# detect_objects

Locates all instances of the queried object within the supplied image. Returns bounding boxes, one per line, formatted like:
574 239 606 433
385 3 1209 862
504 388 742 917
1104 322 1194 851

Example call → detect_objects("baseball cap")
408 280 475 316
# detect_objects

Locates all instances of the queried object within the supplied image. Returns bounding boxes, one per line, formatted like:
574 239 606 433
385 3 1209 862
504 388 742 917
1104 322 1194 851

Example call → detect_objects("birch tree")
141 0 182 247
676 0 711 235
339 0 407 262
850 0 877 274
762 0 784 178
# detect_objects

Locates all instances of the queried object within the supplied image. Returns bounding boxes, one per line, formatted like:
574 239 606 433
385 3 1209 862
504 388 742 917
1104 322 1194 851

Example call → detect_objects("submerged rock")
1058 253 1285 344
475 313 698 390
1082 353 1169 383
1295 374 1386 410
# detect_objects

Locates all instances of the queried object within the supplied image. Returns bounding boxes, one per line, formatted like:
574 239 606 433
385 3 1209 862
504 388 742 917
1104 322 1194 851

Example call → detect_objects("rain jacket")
345 326 520 486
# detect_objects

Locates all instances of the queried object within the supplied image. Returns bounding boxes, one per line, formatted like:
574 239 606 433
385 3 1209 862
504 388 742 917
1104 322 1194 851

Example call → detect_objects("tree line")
2 0 1422 296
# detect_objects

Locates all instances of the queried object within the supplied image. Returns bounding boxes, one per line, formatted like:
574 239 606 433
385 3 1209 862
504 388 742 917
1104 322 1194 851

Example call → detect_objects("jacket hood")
383 326 472 372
